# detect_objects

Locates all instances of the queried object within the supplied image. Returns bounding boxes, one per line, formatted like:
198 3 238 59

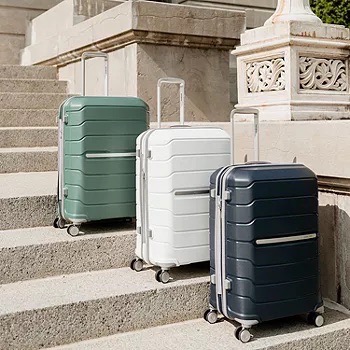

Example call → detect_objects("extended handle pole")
81 52 109 96
157 77 185 129
230 108 260 165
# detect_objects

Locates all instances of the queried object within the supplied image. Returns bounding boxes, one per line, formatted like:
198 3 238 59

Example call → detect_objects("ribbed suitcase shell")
58 96 148 224
209 163 322 324
136 127 230 269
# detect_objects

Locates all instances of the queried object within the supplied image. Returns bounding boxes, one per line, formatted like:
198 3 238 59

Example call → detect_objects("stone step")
0 265 209 349
0 109 57 127
0 65 57 80
0 127 57 147
48 301 350 350
0 147 57 173
0 92 68 109
0 224 136 284
0 79 67 93
0 171 57 230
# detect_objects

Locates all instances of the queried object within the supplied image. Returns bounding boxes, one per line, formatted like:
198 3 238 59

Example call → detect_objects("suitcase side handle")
81 52 109 96
230 108 260 164
157 77 185 128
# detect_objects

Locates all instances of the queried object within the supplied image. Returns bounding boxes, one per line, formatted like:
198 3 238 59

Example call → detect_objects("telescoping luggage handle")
81 52 109 96
157 77 185 128
230 108 260 165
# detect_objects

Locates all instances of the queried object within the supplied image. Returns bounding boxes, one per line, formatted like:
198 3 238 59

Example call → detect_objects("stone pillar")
21 1 245 122
233 0 350 121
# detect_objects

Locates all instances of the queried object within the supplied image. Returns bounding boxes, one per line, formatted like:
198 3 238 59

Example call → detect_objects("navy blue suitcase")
204 109 324 343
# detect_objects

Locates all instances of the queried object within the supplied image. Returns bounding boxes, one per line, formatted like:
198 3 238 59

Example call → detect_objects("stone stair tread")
0 223 137 284
0 79 67 93
0 78 63 82
0 126 57 130
48 303 350 350
0 265 209 316
0 171 56 198
0 146 57 153
0 224 134 249
0 65 57 79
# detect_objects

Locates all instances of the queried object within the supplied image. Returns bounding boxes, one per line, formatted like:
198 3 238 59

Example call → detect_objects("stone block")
0 34 24 65
0 109 57 127
0 7 43 35
0 0 63 10
137 44 231 122
319 193 338 302
29 0 122 46
0 147 57 173
0 127 57 148
335 195 350 309
0 225 136 283
176 0 275 29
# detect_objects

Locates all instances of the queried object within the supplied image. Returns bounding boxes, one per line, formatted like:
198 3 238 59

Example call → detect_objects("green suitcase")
54 52 149 236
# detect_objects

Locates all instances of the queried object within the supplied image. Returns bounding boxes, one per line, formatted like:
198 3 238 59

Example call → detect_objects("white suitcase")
130 78 230 283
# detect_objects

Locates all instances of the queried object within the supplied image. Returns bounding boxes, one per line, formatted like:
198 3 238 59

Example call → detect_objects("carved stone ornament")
246 58 286 93
299 57 348 92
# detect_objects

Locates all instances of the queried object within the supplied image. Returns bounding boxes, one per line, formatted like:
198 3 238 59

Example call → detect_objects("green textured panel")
63 200 136 222
60 96 148 223
65 157 135 175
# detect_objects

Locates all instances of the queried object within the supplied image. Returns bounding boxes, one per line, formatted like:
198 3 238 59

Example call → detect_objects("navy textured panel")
230 178 318 205
226 293 321 323
226 214 318 241
209 164 322 323
226 239 319 265
226 164 316 187
226 196 318 224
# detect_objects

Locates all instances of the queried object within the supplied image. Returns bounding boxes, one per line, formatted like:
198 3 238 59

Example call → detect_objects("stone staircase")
0 64 350 350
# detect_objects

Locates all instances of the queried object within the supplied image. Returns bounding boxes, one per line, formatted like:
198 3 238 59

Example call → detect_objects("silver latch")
136 227 142 234
136 149 141 158
64 113 68 124
210 189 216 198
210 274 216 284
223 190 231 201
147 150 152 158
224 279 231 290
63 187 68 197
148 230 153 238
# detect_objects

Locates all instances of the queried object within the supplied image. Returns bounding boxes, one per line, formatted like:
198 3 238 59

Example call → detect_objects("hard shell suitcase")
204 108 324 343
54 52 149 236
130 78 231 283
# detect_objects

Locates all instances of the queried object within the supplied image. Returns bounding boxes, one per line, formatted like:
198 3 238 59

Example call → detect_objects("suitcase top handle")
230 108 260 165
81 52 109 97
157 77 185 129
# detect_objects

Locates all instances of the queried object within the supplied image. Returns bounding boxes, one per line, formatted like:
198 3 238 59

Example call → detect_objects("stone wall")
0 0 63 64
319 191 350 309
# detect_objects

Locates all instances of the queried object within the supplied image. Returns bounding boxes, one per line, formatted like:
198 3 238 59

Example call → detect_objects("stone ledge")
21 1 245 66
0 0 62 10
42 30 240 67
318 176 350 197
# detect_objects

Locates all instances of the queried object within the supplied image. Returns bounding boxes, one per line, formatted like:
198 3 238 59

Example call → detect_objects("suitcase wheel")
67 225 80 237
53 217 66 229
307 312 324 327
130 259 144 272
234 326 253 343
155 270 170 284
204 309 218 324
